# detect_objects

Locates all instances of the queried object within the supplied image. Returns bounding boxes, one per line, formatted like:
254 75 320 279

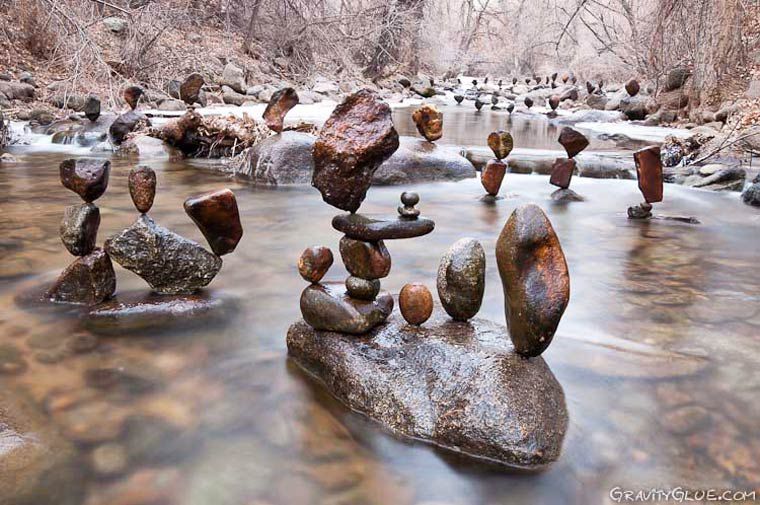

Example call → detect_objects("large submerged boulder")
374 136 476 185
287 311 568 469
231 131 315 184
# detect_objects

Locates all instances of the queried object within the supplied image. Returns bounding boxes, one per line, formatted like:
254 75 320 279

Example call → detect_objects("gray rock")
374 137 476 185
299 282 393 334
0 81 35 101
109 110 149 145
105 214 222 294
103 16 128 33
221 62 246 94
232 131 314 184
436 238 485 321
60 203 100 256
742 178 760 206
619 96 648 120
222 86 247 106
551 188 585 202
158 98 187 111
286 311 569 468
586 93 608 110
691 166 745 191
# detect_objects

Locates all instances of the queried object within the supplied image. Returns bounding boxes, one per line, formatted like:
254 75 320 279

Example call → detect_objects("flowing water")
1 109 759 505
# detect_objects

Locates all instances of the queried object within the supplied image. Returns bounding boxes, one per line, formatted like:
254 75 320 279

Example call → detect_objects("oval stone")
183 188 243 256
59 158 110 202
128 166 156 214
339 237 391 280
399 283 433 325
436 238 485 321
345 276 380 300
298 246 333 283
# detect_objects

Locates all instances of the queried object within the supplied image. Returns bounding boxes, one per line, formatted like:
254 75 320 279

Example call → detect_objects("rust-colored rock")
524 96 534 108
298 246 333 283
558 127 589 158
339 236 391 280
123 85 144 110
411 104 443 142
180 72 204 105
312 89 399 212
549 157 576 189
183 188 243 256
487 130 513 160
399 283 433 325
496 204 570 357
46 248 116 305
634 145 663 203
59 158 110 202
548 95 560 111
263 87 299 133
481 159 506 196
625 79 640 97
128 166 156 213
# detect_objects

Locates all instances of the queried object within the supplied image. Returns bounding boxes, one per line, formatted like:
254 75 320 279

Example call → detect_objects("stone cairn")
411 104 443 142
628 145 663 219
481 130 514 200
46 158 116 305
298 89 435 334
550 126 590 202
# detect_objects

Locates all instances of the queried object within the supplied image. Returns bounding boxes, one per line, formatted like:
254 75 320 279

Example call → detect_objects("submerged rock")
437 238 485 321
299 282 393 334
46 248 116 305
551 188 585 202
263 87 299 133
287 311 568 468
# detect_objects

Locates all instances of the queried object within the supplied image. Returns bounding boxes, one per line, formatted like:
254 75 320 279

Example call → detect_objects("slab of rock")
339 236 391 280
46 248 116 305
558 127 589 158
128 166 156 213
481 159 506 196
549 158 575 189
633 145 664 203
300 282 393 334
105 214 222 294
332 213 434 241
374 136 475 185
496 205 570 357
487 130 513 160
183 189 243 256
411 104 443 142
180 72 204 105
287 311 568 468
437 238 485 321
59 158 110 202
60 203 100 256
312 89 399 212
298 246 333 283
263 87 299 133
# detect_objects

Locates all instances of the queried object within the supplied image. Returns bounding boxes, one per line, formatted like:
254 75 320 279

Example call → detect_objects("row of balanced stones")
46 157 242 304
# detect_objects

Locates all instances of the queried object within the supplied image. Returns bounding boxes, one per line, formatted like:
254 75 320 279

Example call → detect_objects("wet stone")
481 159 506 196
123 85 144 110
551 188 585 202
59 158 110 202
312 89 400 212
128 166 156 214
286 310 568 468
105 214 222 295
263 87 299 133
411 104 443 142
437 238 486 321
180 72 204 105
558 127 589 158
332 213 435 241
60 203 100 256
339 236 391 280
634 145 664 203
397 191 421 219
84 95 101 122
548 95 560 110
549 157 576 189
345 276 381 301
496 204 570 357
183 188 243 256
300 282 393 334
524 96 534 108
487 130 513 160
298 246 334 283
454 95 464 104
109 110 149 145
399 282 434 325
46 248 116 305
627 203 653 219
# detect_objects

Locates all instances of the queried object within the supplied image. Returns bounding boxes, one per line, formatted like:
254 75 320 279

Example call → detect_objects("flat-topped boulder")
287 310 568 469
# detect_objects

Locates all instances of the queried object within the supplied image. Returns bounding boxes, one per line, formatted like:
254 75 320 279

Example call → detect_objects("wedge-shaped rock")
46 248 116 305
263 87 299 133
287 310 568 468
300 282 393 334
183 188 243 256
59 158 110 202
634 145 663 203
105 215 221 295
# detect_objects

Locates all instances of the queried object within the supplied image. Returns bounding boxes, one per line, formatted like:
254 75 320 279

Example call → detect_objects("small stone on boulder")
399 283 433 325
84 95 101 122
436 238 485 321
180 73 204 105
183 188 243 256
128 166 156 214
345 276 381 301
123 85 144 110
299 282 393 334
481 159 506 196
625 79 640 97
549 157 576 189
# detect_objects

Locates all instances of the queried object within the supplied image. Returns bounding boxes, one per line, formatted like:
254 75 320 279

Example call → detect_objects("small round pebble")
399 283 434 325
400 192 420 207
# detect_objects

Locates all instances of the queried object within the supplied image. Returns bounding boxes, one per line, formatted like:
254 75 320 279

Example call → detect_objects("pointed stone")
411 104 443 142
437 238 485 321
46 248 116 305
298 246 333 283
487 130 513 160
454 95 464 104
549 157 576 189
179 73 204 105
558 127 589 158
481 159 506 196
585 81 595 94
263 87 299 133
59 158 110 202
634 145 663 203
60 203 100 256
128 166 156 214
339 237 391 280
183 189 243 256
496 205 569 357
524 96 533 108
299 282 393 334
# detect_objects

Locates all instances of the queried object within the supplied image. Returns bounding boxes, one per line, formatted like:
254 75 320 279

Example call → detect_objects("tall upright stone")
263 87 299 133
180 73 205 105
437 238 486 321
634 145 663 203
183 189 243 256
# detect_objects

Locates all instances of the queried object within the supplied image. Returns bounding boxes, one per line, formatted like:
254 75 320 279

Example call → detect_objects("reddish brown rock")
496 205 570 357
481 159 506 196
60 203 100 256
263 87 299 133
524 96 534 108
548 95 560 111
339 236 391 280
46 248 116 305
399 283 433 325
487 130 513 160
123 85 144 110
180 72 204 105
561 74 569 83
312 89 399 212
411 104 443 142
298 246 333 283
549 158 576 189
128 166 156 213
183 188 243 256
558 127 589 158
59 158 110 202
634 145 664 203
625 79 640 97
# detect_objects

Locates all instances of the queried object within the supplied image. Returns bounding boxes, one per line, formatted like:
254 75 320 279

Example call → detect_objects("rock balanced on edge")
628 145 664 219
550 127 590 202
481 130 514 198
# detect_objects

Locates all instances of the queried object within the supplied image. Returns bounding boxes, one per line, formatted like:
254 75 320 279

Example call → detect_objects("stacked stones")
46 159 116 305
550 127 590 202
628 145 663 219
109 85 149 145
412 105 443 142
481 130 514 199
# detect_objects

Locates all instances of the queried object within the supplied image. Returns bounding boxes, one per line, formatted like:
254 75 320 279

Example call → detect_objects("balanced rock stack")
46 159 116 305
628 145 663 219
550 126 590 202
481 130 514 199
411 104 443 142
109 85 150 145
263 87 299 133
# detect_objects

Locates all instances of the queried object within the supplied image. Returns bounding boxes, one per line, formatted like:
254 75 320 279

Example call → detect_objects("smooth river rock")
298 246 333 283
332 213 435 241
481 159 506 196
286 311 569 469
128 166 156 213
373 136 476 185
183 188 243 256
46 248 116 305
105 214 222 294
232 131 316 184
399 282 434 325
437 238 485 321
634 145 664 203
60 203 100 256
300 282 393 334
339 236 391 280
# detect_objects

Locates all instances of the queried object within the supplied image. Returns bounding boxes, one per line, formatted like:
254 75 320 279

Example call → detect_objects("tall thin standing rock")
634 145 663 203
436 238 485 321
263 87 299 133
128 166 156 214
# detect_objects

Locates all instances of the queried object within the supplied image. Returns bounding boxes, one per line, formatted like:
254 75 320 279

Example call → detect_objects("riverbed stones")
128 166 156 213
399 283 433 325
633 145 664 203
286 310 568 468
183 188 243 256
481 159 506 196
298 246 333 283
411 104 443 142
551 188 585 202
60 203 100 256
59 158 110 202
105 214 222 294
180 72 204 105
332 213 434 241
339 236 391 280
46 248 116 305
123 85 144 110
549 157 576 189
263 87 299 133
84 95 101 122
558 127 589 158
625 79 640 97
437 238 485 321
487 130 513 160
299 282 393 334
345 276 381 301
496 204 569 357
312 89 399 212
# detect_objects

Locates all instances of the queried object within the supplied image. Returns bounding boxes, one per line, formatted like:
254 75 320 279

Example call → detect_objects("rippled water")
1 116 759 505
